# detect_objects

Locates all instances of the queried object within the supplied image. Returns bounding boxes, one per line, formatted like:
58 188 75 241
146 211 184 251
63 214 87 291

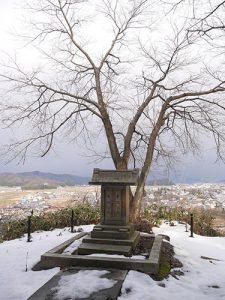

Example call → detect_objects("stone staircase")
77 224 140 256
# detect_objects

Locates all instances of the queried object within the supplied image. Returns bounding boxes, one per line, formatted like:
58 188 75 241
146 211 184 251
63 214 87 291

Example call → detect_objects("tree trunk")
129 183 145 223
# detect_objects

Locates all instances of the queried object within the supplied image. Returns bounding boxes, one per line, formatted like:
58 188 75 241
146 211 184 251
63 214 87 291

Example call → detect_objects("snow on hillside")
0 223 225 300
119 222 225 300
0 225 94 300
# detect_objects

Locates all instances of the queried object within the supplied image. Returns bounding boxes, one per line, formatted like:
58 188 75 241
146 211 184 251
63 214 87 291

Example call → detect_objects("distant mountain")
18 171 90 185
0 171 90 189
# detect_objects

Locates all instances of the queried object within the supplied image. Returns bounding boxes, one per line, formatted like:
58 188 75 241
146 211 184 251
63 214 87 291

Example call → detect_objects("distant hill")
0 171 90 189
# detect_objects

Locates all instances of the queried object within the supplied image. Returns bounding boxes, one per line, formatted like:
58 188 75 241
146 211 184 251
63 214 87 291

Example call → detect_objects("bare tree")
192 1 225 36
166 0 225 38
1 0 225 221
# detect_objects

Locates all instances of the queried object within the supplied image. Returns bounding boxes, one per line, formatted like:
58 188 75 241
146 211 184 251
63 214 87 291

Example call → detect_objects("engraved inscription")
112 191 121 219
105 190 112 220
104 189 122 221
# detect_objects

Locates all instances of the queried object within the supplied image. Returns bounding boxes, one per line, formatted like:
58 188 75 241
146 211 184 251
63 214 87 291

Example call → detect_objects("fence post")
190 213 194 237
71 209 74 233
27 211 33 242
184 211 188 232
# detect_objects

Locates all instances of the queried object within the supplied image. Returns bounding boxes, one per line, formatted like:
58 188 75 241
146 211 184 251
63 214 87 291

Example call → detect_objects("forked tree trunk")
114 151 152 223
128 105 168 222
114 163 145 222
112 106 167 223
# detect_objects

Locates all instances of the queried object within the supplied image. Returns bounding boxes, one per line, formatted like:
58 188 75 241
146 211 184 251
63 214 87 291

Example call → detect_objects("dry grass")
47 186 100 208
212 210 225 233
0 191 27 207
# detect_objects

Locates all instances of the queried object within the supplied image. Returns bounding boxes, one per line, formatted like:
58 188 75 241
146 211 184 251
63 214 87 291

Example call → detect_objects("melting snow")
119 221 225 300
0 222 225 300
52 270 115 299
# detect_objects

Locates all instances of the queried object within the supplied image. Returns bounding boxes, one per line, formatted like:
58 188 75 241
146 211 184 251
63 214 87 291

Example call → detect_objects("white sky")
0 0 224 182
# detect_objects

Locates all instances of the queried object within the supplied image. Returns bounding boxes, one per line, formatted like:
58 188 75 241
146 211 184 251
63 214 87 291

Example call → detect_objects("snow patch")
118 270 159 300
62 237 84 255
118 222 225 300
52 270 115 299
0 225 94 300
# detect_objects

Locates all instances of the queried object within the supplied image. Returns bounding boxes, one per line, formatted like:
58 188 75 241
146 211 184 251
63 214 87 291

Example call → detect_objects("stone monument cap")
89 168 139 186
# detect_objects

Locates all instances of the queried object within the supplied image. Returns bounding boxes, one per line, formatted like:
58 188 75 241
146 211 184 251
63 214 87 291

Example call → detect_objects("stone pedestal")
78 169 140 256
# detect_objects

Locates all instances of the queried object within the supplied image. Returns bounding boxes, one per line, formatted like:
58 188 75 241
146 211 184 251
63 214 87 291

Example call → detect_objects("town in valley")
1 182 225 233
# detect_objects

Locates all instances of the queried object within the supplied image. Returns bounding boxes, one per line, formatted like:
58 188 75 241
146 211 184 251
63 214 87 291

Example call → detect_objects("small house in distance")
78 168 140 256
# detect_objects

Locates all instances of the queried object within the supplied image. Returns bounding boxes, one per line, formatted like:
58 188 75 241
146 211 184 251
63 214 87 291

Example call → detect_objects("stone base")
91 223 135 240
83 231 139 247
78 231 140 256
77 223 140 256
38 234 163 274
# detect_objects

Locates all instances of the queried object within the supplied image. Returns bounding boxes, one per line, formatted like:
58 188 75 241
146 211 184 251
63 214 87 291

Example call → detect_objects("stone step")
91 230 132 240
83 231 140 248
78 242 132 256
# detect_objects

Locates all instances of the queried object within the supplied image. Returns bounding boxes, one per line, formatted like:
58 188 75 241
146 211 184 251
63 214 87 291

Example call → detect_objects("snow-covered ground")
0 222 225 300
119 222 225 300
0 225 94 300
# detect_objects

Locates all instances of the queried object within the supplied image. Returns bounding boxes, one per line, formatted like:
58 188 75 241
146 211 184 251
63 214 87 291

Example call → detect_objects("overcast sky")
0 0 224 182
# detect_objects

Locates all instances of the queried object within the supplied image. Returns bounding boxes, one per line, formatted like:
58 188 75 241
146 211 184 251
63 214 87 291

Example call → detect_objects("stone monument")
78 168 140 256
29 169 163 299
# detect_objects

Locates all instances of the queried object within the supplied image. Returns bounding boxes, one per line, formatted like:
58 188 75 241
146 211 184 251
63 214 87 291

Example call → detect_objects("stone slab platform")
38 235 163 274
28 267 127 300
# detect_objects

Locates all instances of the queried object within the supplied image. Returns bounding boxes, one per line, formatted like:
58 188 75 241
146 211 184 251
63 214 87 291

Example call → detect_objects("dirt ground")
0 186 100 209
